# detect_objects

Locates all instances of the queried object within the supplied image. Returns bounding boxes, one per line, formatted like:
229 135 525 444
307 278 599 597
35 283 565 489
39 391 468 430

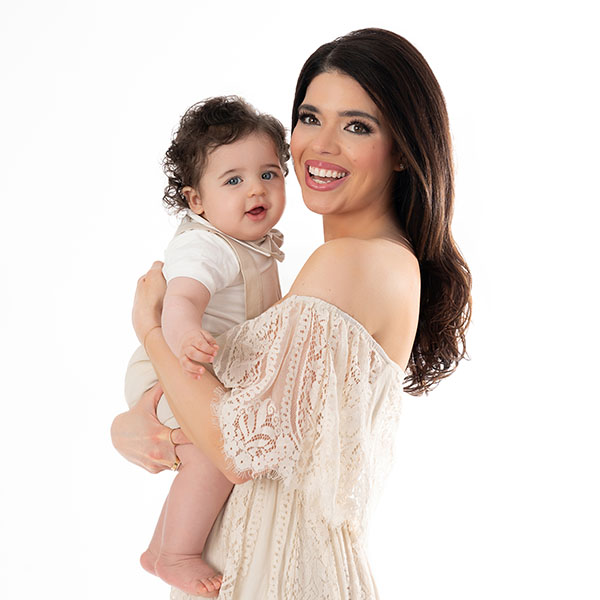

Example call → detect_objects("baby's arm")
162 276 218 379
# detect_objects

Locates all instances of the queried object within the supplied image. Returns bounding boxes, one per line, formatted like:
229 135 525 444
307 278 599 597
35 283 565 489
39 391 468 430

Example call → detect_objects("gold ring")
170 458 181 471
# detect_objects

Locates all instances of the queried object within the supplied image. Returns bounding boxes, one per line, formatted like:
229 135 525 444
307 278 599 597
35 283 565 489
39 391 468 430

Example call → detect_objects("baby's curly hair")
162 96 290 214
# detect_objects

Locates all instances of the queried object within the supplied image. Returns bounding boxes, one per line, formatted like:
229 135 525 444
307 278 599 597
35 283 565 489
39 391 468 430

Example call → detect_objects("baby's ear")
182 186 204 215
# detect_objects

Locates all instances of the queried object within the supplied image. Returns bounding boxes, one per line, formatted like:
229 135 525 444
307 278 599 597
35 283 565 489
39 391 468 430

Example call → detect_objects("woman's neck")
322 210 402 243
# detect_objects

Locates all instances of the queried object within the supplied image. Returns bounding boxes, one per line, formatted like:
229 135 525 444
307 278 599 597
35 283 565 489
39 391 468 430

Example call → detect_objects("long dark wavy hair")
292 28 472 395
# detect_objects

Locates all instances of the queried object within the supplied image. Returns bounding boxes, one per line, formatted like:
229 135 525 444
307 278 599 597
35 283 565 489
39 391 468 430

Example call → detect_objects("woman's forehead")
302 71 380 117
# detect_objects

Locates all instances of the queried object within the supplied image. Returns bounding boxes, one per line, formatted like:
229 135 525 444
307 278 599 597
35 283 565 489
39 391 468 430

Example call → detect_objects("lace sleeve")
211 296 404 529
211 297 328 485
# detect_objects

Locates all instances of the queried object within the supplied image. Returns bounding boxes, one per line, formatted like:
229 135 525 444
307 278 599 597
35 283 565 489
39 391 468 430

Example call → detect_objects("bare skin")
111 383 191 474
111 386 226 596
162 277 218 379
117 70 421 594
139 442 231 596
133 233 419 468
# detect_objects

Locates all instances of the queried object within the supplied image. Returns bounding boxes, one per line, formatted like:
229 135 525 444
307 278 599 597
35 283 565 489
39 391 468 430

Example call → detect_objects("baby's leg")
154 443 234 597
140 497 167 575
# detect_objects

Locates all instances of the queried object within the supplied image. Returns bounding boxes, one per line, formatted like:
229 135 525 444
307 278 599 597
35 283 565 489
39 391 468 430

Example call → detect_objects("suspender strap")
173 217 266 320
213 233 264 320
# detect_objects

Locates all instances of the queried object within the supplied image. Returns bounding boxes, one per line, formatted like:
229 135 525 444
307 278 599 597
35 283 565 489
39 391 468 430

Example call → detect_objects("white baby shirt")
162 212 278 336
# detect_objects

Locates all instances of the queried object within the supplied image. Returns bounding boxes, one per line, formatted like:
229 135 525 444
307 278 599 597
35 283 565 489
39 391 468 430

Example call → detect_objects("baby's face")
191 133 286 241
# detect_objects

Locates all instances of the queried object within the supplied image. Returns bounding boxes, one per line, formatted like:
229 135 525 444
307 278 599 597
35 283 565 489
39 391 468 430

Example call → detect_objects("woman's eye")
226 176 242 185
345 121 373 135
261 171 276 180
299 112 319 126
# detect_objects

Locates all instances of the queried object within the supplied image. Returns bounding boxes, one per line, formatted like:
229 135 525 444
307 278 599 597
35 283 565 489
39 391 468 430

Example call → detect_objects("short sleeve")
211 296 404 529
163 230 240 295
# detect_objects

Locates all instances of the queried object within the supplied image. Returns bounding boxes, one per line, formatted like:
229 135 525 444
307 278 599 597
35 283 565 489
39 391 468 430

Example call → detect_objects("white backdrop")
1 1 598 598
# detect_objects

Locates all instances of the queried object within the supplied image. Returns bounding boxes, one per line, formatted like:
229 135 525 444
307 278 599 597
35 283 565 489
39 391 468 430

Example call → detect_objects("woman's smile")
290 70 399 220
119 27 472 600
304 159 350 190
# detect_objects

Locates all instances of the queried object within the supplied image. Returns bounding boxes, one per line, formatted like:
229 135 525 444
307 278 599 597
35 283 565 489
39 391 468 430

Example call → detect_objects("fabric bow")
248 228 285 262
184 210 285 261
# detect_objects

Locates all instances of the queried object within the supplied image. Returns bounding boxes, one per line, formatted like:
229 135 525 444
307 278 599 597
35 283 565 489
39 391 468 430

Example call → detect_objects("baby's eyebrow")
219 168 240 178
218 163 282 179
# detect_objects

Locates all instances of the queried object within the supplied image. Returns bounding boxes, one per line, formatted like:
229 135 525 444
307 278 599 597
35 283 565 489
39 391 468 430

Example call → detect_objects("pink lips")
304 159 349 192
245 205 267 221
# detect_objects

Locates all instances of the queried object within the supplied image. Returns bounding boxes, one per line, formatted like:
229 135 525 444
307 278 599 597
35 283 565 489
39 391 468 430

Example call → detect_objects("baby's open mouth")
246 206 266 215
307 165 348 184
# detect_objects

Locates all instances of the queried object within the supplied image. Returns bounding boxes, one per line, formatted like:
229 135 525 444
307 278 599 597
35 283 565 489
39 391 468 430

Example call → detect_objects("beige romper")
124 214 283 427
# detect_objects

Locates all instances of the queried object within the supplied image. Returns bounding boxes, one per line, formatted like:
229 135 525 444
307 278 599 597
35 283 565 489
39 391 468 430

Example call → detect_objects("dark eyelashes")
347 120 374 135
298 111 373 135
298 111 317 124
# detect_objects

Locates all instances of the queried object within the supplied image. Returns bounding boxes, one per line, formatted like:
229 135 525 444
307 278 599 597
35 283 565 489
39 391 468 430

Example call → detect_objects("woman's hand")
132 261 167 345
110 383 191 473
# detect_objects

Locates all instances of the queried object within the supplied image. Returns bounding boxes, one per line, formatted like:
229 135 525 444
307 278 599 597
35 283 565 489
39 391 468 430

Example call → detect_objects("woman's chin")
302 198 337 216
300 188 339 216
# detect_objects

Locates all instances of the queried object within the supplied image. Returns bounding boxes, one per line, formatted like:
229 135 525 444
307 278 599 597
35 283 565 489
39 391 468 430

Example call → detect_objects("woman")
113 28 471 599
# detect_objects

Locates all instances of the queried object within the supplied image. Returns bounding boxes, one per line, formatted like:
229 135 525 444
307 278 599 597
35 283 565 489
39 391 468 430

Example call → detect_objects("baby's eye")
298 112 319 126
261 171 277 180
226 176 242 185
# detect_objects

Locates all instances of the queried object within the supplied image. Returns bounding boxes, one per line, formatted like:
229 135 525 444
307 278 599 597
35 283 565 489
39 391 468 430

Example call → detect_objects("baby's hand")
178 329 219 379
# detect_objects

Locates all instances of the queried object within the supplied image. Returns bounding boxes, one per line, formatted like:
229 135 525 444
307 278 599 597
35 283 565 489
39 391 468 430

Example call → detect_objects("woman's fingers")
111 383 183 474
137 261 166 292
139 382 163 412
138 261 165 283
170 427 191 446
132 260 167 343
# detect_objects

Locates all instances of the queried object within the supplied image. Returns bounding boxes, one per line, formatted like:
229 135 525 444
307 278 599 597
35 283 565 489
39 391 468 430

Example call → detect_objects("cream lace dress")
171 295 405 600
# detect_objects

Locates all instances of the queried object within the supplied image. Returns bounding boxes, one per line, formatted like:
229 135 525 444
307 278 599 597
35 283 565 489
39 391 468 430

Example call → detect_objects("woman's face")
290 70 400 219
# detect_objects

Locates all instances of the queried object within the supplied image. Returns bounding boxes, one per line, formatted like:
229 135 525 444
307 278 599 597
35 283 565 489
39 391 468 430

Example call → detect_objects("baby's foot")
154 552 223 597
140 548 158 576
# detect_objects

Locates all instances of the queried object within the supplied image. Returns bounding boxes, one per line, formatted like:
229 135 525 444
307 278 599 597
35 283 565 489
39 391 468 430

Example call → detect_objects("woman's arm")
144 327 248 484
132 238 416 483
132 262 250 485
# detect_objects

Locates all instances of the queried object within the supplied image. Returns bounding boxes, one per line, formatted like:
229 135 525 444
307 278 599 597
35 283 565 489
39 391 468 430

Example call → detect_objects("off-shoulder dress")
171 295 405 600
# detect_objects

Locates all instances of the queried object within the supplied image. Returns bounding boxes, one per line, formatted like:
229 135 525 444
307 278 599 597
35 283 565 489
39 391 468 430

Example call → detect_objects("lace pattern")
173 296 404 599
212 296 403 530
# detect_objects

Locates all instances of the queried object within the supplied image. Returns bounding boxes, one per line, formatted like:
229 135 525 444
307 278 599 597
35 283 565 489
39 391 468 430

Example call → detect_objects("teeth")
308 165 347 179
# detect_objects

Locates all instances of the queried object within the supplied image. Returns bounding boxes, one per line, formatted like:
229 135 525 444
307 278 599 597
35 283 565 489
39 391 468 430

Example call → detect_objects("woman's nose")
310 125 339 155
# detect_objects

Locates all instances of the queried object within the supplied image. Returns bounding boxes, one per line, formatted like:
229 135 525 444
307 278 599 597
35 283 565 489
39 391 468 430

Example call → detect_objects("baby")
125 96 288 596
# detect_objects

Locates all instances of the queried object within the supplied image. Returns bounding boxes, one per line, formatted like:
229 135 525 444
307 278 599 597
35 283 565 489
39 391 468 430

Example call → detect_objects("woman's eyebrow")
298 103 320 114
339 110 380 126
298 104 380 126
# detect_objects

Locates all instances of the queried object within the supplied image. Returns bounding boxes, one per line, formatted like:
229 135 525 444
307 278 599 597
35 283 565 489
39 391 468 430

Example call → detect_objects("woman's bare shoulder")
288 237 419 334
288 238 367 300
